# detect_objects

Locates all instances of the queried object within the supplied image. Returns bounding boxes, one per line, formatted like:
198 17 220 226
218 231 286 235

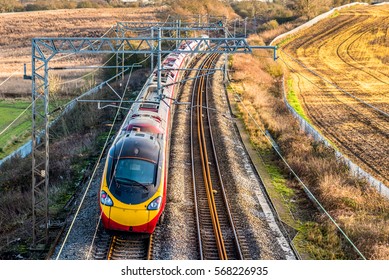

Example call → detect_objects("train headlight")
100 191 113 206
147 196 162 210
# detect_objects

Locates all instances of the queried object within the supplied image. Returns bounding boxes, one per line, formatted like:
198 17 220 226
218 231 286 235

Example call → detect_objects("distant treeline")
0 0 152 13
230 0 375 22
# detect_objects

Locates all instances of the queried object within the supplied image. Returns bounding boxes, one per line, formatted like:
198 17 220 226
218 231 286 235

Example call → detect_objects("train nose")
111 207 151 227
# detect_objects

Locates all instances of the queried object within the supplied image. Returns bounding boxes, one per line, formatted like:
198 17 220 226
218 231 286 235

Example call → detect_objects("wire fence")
281 77 389 199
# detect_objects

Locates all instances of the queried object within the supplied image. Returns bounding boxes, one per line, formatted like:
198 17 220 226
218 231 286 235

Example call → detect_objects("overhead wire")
0 101 33 137
57 53 116 86
46 28 162 140
84 27 191 259
235 93 367 260
0 26 115 90
56 19 201 259
55 65 135 260
0 25 116 139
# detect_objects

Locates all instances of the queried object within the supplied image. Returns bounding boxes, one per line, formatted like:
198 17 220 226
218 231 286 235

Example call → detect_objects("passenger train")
99 37 208 234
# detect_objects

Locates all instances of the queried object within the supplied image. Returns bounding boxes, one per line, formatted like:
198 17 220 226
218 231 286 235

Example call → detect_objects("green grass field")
0 100 32 159
286 78 311 124
0 97 78 160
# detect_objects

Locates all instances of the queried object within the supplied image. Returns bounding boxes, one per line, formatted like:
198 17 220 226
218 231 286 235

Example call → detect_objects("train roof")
110 131 160 163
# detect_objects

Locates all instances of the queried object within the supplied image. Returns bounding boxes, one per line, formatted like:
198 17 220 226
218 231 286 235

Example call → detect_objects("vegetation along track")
191 53 245 260
280 4 389 185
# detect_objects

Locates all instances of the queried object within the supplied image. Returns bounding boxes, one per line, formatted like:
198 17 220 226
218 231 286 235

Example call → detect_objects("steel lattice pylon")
29 24 276 248
31 45 50 248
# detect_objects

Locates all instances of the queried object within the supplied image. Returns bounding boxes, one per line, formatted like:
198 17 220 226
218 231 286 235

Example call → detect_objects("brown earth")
278 4 389 186
0 7 160 97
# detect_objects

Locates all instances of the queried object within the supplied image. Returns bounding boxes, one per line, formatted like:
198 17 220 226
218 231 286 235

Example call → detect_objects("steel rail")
197 53 227 259
204 55 244 260
190 57 204 260
107 234 153 260
191 53 243 260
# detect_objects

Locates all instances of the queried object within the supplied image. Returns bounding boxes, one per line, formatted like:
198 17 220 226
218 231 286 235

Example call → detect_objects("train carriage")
99 37 208 234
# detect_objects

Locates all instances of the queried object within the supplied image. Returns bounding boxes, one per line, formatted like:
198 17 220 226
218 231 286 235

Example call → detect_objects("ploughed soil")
278 4 389 186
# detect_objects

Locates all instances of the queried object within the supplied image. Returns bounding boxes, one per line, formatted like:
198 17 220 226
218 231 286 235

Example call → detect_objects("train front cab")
100 130 164 234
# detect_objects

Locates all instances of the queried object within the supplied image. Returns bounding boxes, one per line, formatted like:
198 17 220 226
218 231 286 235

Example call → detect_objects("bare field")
278 4 389 186
0 7 159 97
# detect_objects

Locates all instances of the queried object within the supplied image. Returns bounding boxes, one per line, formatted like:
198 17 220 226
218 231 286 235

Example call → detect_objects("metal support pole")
31 41 49 248
31 51 37 248
178 20 181 44
274 46 278 61
224 27 228 83
157 28 162 98
122 42 125 80
244 18 247 38
27 31 271 250
151 28 154 71
115 50 119 81
176 20 179 49
43 64 49 244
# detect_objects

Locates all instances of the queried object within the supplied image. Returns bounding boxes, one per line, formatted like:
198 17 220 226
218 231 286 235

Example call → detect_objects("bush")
0 0 23 12
262 20 279 31
77 1 98 9
166 0 236 18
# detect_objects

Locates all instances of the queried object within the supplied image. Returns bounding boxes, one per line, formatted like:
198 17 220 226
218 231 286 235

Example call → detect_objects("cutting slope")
279 4 389 186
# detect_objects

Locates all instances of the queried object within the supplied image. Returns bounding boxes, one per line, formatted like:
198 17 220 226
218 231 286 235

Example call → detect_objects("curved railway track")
190 53 244 260
51 51 295 260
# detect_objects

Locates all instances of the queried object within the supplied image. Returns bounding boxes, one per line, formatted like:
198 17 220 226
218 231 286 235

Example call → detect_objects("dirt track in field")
0 7 159 97
279 4 389 186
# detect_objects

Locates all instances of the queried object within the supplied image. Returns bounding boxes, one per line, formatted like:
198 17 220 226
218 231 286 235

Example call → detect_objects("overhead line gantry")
27 23 277 249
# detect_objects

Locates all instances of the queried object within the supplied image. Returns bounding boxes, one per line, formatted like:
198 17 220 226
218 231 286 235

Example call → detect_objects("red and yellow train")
99 38 207 234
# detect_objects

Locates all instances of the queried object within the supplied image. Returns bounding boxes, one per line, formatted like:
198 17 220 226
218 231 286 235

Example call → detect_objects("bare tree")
295 0 331 20
0 0 23 12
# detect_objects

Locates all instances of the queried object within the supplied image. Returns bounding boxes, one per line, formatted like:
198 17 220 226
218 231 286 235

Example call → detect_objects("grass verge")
0 100 32 159
285 78 311 123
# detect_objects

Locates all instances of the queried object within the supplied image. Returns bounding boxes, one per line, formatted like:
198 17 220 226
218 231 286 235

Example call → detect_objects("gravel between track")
51 55 295 260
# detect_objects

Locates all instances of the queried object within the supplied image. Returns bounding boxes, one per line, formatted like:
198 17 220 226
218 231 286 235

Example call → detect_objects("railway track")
52 51 294 260
92 225 153 260
107 235 153 260
190 53 244 260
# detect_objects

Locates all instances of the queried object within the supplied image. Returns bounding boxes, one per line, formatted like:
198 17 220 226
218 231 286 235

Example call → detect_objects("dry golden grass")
0 7 159 97
277 4 389 185
260 22 296 44
168 0 237 19
229 23 389 258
